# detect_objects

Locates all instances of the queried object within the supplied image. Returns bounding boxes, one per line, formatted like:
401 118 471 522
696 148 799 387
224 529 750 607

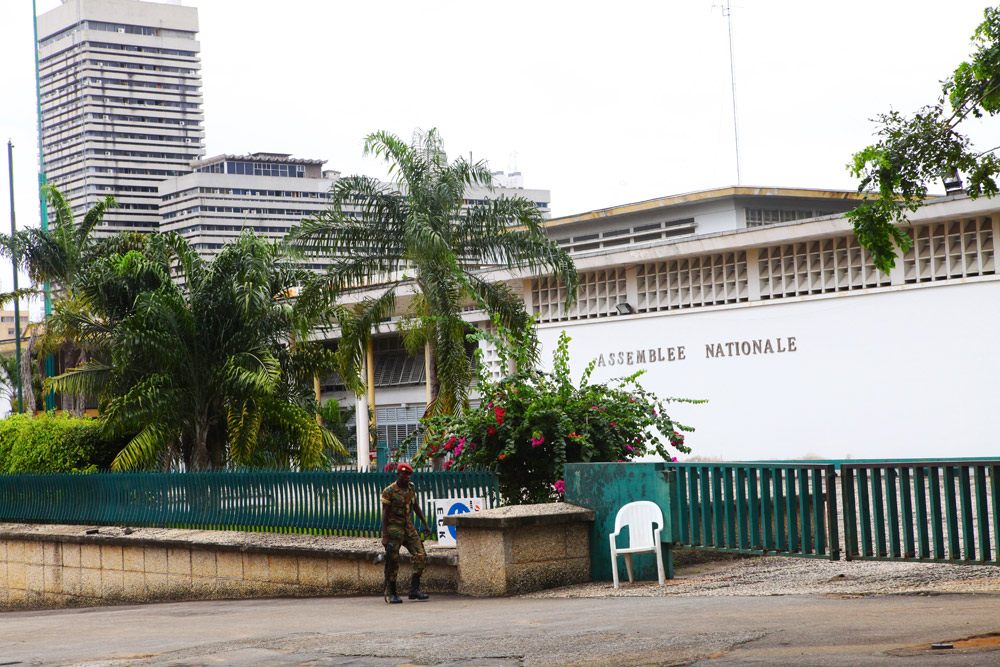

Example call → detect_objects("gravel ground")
522 555 1000 598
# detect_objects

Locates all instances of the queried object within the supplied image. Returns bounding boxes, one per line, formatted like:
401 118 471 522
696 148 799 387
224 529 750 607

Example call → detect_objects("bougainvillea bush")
412 327 703 504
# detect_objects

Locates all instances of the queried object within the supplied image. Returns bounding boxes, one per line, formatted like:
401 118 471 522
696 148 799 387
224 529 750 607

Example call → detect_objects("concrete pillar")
355 351 370 471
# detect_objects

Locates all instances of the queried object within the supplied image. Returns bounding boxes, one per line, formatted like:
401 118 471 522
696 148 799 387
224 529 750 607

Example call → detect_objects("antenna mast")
720 1 742 184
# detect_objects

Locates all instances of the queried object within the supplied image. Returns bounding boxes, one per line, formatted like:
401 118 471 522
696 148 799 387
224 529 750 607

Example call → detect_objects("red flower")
499 454 506 460
487 427 496 435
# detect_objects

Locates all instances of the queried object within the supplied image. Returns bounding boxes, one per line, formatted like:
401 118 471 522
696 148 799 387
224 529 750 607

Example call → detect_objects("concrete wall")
444 504 594 596
0 526 456 611
537 279 1000 462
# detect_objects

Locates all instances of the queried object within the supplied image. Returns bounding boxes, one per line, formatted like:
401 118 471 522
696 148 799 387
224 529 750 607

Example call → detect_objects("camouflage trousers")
385 525 426 584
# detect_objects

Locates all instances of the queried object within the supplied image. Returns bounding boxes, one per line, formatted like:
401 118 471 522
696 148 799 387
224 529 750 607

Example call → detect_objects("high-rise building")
36 0 204 235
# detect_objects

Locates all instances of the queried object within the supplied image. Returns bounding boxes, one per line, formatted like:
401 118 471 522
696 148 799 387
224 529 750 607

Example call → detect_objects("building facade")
325 187 1000 462
159 152 552 263
37 0 204 235
158 152 336 262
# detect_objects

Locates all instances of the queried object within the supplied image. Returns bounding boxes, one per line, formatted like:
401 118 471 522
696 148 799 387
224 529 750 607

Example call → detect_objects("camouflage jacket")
381 482 417 529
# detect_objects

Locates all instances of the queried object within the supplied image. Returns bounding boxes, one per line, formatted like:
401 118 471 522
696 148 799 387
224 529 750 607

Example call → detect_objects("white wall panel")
537 280 1000 461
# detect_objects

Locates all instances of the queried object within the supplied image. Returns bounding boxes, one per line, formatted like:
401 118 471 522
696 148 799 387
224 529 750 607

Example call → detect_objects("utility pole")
32 0 55 411
6 141 24 414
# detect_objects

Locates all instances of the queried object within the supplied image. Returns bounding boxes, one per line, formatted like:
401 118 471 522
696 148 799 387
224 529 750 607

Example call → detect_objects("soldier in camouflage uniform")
380 462 432 603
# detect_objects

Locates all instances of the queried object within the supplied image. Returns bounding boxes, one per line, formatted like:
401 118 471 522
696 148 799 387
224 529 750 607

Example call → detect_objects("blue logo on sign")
446 502 470 539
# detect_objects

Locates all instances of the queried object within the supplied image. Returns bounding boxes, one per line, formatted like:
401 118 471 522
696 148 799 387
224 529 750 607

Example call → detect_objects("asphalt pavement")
2 590 1000 666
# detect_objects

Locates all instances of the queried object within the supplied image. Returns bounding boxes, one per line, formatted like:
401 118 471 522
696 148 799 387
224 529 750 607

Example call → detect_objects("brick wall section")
0 525 457 611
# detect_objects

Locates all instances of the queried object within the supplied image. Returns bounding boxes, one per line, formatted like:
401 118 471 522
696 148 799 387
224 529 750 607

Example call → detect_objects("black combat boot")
388 581 402 604
408 574 429 600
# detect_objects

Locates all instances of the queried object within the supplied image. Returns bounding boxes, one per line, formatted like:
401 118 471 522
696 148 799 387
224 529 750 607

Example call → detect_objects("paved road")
2 592 1000 666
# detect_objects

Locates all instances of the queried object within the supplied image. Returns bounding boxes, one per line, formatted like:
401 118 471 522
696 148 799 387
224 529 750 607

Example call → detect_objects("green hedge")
0 413 125 473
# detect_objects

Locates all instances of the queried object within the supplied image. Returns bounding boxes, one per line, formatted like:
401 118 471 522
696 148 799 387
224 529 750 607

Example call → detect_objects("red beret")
397 462 414 473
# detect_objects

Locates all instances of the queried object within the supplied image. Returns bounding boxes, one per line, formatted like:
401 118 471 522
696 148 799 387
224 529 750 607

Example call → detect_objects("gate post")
825 465 841 561
565 462 675 582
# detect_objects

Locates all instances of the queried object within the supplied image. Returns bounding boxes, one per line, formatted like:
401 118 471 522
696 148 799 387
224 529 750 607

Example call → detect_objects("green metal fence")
841 461 1000 564
0 470 498 537
669 462 840 560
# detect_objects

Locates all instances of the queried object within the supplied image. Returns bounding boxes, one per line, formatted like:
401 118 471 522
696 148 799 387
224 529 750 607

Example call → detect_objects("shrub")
412 324 704 503
0 413 126 473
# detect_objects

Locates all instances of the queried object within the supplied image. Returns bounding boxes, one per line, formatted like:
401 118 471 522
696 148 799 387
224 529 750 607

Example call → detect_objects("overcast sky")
1 0 999 315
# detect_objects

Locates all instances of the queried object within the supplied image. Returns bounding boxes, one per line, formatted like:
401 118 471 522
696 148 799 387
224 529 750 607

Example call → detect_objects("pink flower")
552 480 565 494
625 445 634 451
531 434 545 447
671 456 678 462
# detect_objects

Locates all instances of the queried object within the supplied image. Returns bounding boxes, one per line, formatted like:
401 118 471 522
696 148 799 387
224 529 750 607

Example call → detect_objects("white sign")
432 497 483 547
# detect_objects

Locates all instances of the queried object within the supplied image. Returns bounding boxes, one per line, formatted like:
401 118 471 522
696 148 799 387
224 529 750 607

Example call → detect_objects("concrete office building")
159 152 553 264
326 186 1000 463
36 0 204 235
159 152 337 263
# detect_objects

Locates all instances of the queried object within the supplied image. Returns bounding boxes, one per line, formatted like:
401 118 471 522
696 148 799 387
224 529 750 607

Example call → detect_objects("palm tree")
0 185 118 415
47 231 345 470
288 128 577 417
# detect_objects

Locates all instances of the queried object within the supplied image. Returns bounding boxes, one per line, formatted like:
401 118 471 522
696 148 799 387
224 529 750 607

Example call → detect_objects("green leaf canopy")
288 128 577 417
47 231 344 470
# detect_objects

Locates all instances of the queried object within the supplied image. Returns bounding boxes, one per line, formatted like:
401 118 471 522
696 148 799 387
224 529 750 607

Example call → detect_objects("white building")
159 152 552 264
37 0 204 235
159 152 337 263
328 186 1000 462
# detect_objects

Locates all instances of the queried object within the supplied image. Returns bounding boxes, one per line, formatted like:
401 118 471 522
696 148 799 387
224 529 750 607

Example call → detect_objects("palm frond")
76 195 117 247
112 423 172 471
45 358 112 399
335 287 398 395
227 400 263 466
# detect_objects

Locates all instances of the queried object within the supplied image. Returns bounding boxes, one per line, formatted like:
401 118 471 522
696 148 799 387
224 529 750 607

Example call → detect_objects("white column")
625 265 639 311
355 355 371 471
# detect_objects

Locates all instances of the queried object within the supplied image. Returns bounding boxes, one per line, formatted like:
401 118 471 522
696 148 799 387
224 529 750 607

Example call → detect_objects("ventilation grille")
759 237 890 299
532 268 627 323
476 324 504 383
375 405 426 448
902 218 995 283
372 353 425 387
636 252 748 312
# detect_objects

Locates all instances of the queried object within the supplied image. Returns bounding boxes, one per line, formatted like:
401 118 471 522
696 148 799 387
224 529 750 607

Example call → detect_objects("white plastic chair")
609 500 665 589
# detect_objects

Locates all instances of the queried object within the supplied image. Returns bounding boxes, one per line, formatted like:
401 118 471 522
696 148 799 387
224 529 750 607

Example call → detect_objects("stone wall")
443 503 594 596
0 524 456 611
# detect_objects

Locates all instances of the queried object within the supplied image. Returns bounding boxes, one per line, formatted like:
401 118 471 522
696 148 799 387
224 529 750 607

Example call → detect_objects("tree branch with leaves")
848 7 1000 274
